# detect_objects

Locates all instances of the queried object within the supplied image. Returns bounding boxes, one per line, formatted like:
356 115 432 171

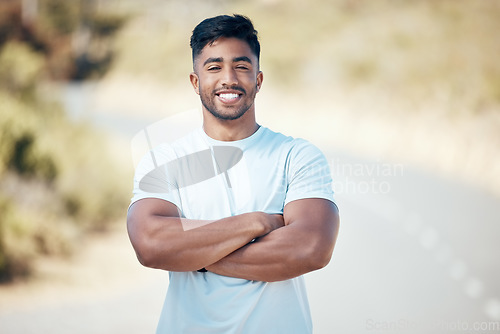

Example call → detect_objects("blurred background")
0 0 499 333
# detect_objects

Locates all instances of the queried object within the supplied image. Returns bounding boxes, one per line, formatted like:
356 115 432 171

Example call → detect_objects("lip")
215 89 244 104
215 88 244 95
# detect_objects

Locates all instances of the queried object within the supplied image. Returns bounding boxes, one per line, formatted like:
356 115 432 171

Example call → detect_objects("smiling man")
127 14 340 333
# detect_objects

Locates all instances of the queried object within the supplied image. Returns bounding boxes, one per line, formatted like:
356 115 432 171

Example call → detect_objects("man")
127 14 340 333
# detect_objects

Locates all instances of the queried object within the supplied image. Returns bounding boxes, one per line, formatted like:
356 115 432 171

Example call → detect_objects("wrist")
248 212 269 236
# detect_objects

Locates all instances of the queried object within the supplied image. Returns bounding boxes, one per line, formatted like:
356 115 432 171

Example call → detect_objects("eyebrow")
203 56 253 67
233 56 252 64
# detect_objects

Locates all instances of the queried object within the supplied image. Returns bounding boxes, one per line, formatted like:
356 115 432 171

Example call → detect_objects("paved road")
308 150 500 333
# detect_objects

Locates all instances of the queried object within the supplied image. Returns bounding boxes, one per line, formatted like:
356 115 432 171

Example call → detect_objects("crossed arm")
127 197 339 282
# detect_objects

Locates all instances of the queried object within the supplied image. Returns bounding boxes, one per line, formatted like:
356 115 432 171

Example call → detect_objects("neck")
202 109 259 141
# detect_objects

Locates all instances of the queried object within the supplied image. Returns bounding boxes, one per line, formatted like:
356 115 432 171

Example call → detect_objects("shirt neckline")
199 125 265 148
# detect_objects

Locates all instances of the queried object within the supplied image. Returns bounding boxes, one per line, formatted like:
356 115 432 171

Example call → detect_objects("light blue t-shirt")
131 126 335 333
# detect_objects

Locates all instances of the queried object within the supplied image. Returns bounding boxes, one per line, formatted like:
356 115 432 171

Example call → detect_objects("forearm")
128 213 263 272
127 199 285 272
206 199 340 282
206 224 333 282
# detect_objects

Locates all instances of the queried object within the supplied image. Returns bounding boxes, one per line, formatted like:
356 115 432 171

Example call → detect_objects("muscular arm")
206 198 340 282
126 198 284 272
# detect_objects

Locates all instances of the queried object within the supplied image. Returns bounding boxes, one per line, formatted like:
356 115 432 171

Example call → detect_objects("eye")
236 65 249 70
207 66 221 71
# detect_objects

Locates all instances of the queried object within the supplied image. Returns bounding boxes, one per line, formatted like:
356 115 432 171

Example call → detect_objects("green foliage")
0 91 57 180
0 188 78 282
0 87 131 281
0 0 130 282
0 195 34 281
0 0 129 81
47 119 131 230
0 41 45 97
89 13 129 37
38 0 79 35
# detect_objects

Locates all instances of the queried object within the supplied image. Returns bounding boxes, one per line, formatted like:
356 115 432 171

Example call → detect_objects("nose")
221 67 238 86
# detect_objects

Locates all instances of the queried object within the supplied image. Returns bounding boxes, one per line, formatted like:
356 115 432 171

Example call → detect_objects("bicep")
283 198 339 254
128 198 181 220
127 198 181 247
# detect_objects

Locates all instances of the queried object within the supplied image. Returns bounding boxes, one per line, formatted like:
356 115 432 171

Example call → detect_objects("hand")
256 212 284 235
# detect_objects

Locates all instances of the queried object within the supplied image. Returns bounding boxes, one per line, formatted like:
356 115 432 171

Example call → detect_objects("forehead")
196 37 257 65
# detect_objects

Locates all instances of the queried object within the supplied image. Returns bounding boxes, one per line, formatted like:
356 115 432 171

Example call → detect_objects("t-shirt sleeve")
129 145 182 210
284 139 335 206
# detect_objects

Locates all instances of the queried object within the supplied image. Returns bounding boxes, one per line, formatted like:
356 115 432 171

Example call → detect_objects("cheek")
198 83 213 100
198 77 215 92
197 79 206 93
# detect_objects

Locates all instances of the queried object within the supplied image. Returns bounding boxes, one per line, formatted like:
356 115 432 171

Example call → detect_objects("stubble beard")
200 85 257 121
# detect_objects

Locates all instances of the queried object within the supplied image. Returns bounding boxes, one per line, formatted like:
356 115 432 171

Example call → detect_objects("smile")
216 91 243 104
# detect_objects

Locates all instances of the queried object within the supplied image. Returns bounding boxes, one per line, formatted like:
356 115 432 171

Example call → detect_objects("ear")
189 72 200 95
256 71 263 92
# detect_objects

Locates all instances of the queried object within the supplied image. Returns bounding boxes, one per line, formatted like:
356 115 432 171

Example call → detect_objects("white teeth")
219 93 239 100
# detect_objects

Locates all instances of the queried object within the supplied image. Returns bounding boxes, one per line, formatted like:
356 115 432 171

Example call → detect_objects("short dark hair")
190 14 260 67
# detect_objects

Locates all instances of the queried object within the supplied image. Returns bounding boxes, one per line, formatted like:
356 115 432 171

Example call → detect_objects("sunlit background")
1 0 499 333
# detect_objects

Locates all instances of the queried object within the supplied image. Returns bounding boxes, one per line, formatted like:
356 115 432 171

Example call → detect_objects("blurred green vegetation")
0 0 129 282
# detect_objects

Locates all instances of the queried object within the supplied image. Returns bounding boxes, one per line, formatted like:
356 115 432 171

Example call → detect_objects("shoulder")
260 127 319 149
266 128 325 158
287 139 329 174
257 127 306 151
149 128 203 156
135 129 202 173
255 127 291 144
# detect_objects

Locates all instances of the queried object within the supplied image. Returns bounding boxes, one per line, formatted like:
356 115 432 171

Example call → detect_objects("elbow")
131 236 193 271
128 228 169 269
312 232 337 270
135 252 150 268
279 243 333 280
310 248 333 270
131 239 161 269
134 243 179 270
127 216 169 269
310 211 340 270
303 240 335 272
135 247 158 269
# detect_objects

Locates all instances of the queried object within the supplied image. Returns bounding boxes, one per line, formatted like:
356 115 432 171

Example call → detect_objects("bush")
0 0 131 282
0 40 45 99
0 91 130 282
0 195 34 281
